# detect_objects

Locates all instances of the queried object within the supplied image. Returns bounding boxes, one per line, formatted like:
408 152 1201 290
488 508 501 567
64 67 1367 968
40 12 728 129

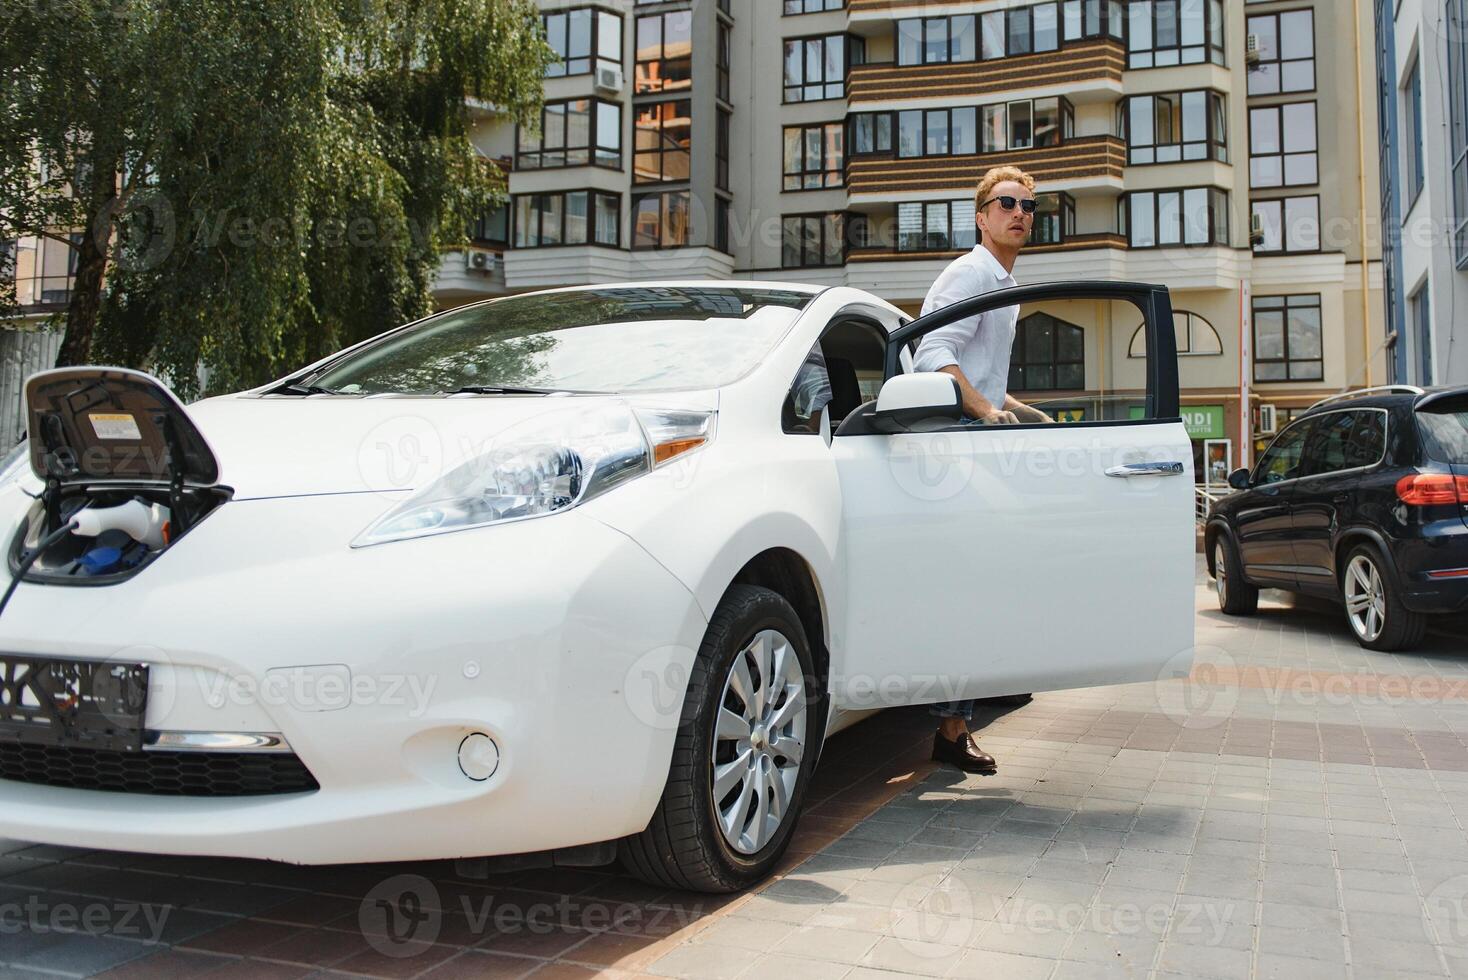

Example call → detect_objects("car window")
782 344 833 434
1302 411 1364 477
1344 410 1387 469
1418 396 1468 463
310 286 814 395
1254 419 1312 484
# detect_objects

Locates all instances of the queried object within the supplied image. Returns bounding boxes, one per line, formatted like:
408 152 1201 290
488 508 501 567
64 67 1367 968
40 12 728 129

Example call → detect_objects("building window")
1121 188 1229 247
633 100 691 184
1412 284 1433 383
1450 0 1468 264
897 200 976 251
1128 311 1224 357
1404 57 1426 208
1010 313 1084 391
896 15 977 65
716 110 731 192
1246 9 1314 95
785 0 842 13
1249 102 1317 187
715 198 732 254
1030 193 1076 245
10 233 80 308
1128 0 1225 69
717 20 731 103
635 11 692 94
894 98 1071 158
516 99 621 170
1253 294 1323 382
783 122 844 190
850 112 893 154
1251 196 1320 253
1062 0 1125 41
631 190 690 248
1123 90 1227 165
469 205 509 245
784 34 859 102
782 213 846 267
544 8 622 78
513 191 619 248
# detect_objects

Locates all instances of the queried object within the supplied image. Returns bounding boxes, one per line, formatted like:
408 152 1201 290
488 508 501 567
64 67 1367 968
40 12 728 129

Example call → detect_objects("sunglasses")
979 195 1038 215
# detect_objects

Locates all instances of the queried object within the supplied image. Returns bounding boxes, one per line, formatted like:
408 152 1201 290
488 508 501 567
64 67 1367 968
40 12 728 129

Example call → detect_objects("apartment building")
1376 0 1468 386
442 0 1386 479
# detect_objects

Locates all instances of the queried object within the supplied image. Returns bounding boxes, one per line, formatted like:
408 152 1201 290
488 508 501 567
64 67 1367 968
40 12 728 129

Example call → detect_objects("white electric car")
0 281 1194 892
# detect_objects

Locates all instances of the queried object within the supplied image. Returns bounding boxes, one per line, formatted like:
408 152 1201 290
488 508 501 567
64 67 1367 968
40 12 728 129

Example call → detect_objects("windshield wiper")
442 385 565 395
269 382 342 396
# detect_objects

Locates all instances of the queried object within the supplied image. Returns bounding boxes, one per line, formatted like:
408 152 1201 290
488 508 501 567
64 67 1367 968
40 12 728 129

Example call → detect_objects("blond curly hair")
974 166 1036 209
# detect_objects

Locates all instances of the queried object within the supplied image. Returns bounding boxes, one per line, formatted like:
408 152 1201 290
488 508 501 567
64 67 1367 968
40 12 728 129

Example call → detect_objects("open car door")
828 282 1195 707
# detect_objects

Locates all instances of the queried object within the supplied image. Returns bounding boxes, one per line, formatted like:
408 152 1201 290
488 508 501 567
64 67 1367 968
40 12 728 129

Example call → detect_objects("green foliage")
0 0 550 397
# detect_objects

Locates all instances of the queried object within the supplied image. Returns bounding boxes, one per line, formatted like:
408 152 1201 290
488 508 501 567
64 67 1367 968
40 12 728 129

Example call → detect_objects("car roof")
1301 384 1468 417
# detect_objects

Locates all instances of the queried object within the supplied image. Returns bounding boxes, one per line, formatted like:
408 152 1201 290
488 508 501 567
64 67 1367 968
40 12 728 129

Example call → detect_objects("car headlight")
353 403 714 547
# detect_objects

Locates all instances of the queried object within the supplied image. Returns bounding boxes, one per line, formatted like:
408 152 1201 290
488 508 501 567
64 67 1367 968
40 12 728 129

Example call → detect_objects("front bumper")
0 492 706 864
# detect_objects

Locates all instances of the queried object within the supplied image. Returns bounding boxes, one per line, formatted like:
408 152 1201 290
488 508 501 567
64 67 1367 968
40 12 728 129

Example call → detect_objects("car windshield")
1418 396 1468 463
309 285 815 395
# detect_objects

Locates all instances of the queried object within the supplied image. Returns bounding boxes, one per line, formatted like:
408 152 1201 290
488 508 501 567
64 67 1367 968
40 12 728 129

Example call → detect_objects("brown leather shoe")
931 731 997 774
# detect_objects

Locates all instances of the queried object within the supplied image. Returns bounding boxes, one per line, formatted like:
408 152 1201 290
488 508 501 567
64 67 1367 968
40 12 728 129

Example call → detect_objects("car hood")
185 390 718 500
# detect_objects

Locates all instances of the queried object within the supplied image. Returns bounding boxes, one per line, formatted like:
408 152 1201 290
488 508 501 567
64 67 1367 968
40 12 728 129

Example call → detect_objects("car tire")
1213 534 1259 616
621 585 823 893
1341 544 1427 652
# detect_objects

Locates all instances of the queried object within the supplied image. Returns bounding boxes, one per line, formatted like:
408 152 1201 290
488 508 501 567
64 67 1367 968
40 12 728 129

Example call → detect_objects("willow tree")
0 0 549 396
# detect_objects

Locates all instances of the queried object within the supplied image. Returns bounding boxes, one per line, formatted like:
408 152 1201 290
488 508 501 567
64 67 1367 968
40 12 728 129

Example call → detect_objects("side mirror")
1227 467 1251 490
871 373 963 434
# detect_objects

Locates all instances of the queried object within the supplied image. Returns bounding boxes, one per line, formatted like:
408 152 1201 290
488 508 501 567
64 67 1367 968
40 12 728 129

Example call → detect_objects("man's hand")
981 408 1020 425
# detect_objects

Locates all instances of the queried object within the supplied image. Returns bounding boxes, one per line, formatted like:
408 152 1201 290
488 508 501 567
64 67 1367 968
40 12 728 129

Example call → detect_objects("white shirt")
912 244 1019 412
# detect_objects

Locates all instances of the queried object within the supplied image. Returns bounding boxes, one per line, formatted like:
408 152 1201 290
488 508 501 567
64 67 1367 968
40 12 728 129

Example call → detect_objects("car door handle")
1105 462 1186 478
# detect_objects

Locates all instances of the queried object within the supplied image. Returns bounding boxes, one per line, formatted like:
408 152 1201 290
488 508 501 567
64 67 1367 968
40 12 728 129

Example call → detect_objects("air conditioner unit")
1245 33 1261 65
466 249 496 274
1249 212 1266 247
1258 403 1277 435
594 64 623 93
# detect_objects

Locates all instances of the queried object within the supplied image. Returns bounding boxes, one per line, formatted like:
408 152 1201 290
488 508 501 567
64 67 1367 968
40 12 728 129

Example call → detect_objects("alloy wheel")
1214 542 1228 605
710 628 807 855
1344 554 1387 643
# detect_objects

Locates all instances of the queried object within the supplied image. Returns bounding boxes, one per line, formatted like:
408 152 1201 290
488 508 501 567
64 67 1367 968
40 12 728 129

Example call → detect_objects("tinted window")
1255 418 1311 484
1419 397 1468 463
311 287 813 395
1302 410 1384 476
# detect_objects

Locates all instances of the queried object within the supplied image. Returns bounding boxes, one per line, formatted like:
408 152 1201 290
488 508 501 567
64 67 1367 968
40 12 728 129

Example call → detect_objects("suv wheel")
1341 544 1427 651
1213 535 1259 616
621 585 822 893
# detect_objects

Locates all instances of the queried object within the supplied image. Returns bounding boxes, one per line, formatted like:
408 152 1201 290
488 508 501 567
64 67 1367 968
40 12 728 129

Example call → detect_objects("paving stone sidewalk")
3 561 1468 979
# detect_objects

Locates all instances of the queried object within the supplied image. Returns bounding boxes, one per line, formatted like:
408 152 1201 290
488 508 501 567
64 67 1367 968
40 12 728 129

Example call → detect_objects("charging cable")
0 521 80 621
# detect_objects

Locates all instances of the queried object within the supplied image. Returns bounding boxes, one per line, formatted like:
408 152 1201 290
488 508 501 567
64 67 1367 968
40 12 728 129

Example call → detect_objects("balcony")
846 135 1126 198
846 39 1125 105
847 232 1126 263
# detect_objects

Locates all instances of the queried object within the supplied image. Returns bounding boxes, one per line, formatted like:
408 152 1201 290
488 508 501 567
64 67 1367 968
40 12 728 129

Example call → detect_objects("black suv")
1206 385 1468 650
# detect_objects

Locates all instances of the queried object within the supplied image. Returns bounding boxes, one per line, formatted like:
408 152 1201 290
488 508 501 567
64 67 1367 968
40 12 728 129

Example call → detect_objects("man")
913 165 1051 775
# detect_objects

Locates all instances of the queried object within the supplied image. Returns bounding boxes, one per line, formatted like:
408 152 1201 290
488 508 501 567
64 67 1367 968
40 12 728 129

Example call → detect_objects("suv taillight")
1396 473 1468 506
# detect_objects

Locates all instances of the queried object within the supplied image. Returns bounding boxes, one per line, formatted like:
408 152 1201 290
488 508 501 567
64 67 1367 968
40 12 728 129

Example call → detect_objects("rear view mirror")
1227 467 1251 490
871 373 962 434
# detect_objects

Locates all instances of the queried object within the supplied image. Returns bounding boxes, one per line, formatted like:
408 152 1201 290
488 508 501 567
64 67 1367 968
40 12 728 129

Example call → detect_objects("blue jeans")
930 700 975 721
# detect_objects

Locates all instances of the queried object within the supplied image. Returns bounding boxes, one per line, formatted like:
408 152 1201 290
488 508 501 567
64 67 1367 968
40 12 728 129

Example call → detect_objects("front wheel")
621 585 822 892
1341 545 1427 651
1213 535 1259 616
